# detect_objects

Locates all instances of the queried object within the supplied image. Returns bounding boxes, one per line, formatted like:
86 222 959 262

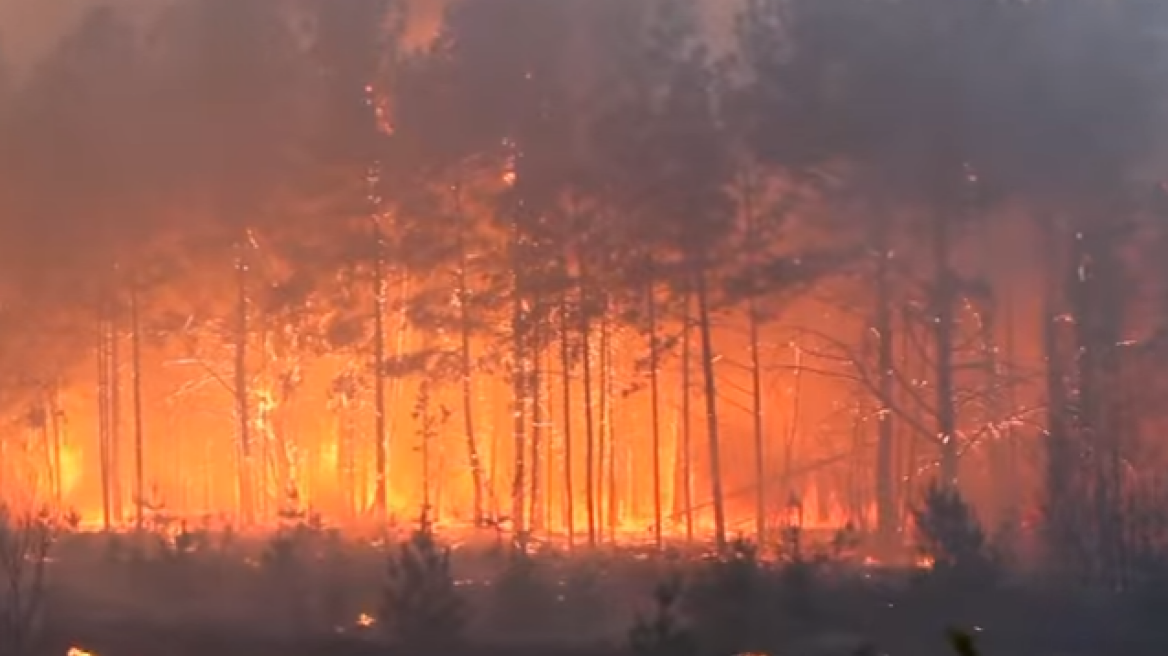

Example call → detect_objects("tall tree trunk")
741 167 767 545
97 313 112 530
680 291 694 544
234 241 254 525
510 325 529 542
559 295 576 548
782 340 803 501
1069 223 1126 585
1003 284 1019 502
601 311 617 543
545 355 556 534
931 212 959 487
109 309 123 523
130 281 146 530
579 278 598 547
510 265 529 542
647 279 663 550
386 273 412 517
980 303 1009 519
457 225 486 526
529 327 544 534
694 269 726 551
874 233 897 548
420 386 433 518
372 217 389 521
748 297 766 545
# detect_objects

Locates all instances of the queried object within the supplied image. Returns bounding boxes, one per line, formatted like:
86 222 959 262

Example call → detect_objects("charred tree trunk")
874 235 897 548
510 240 530 542
1069 223 1127 585
529 325 544 534
680 291 694 544
372 217 389 521
109 308 123 523
97 313 112 530
559 295 576 548
748 297 766 545
510 294 529 542
545 354 556 533
579 276 598 547
980 302 1011 518
741 169 767 545
695 268 726 551
782 340 803 500
601 311 617 543
456 224 486 526
386 274 412 517
130 281 146 530
647 278 664 550
931 212 959 487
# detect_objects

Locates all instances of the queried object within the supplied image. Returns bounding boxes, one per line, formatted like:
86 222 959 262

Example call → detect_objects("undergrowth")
379 515 466 648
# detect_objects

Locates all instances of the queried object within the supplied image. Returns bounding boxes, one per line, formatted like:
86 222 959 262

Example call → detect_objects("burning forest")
0 0 1165 654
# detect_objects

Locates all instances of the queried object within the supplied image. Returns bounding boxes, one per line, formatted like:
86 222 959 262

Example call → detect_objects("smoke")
0 0 450 72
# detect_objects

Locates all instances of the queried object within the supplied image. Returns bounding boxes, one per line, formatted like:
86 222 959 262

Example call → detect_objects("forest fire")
0 2 1163 656
0 0 1162 588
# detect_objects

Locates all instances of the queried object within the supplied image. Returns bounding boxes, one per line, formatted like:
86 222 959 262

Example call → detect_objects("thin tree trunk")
456 224 486 526
741 168 767 545
1002 281 1020 522
980 303 1009 520
98 313 111 530
681 291 694 544
695 269 726 551
597 311 609 540
130 281 146 530
874 235 897 548
748 297 766 545
782 341 803 500
421 388 432 518
529 326 544 534
580 277 598 547
385 273 412 518
489 392 500 522
559 295 576 548
372 217 389 521
545 354 556 534
931 211 959 487
601 311 617 543
511 263 529 542
109 309 123 523
647 279 663 550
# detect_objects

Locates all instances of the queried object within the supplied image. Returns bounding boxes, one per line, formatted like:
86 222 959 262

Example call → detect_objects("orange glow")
59 441 83 499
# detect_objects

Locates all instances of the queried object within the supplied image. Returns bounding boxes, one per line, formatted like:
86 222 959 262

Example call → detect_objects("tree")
594 0 737 550
302 0 403 521
150 0 310 523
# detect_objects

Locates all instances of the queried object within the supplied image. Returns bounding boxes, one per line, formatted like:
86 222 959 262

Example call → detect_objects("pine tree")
380 519 467 648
